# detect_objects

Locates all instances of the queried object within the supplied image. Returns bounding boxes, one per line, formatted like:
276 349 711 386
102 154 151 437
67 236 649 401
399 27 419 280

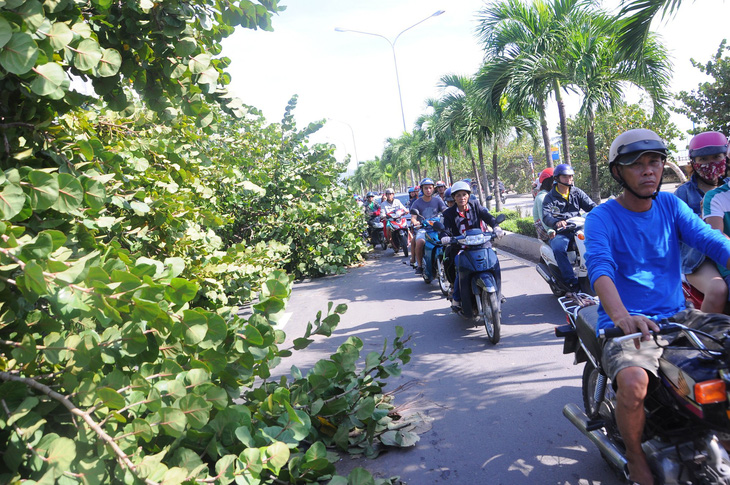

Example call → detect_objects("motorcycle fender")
473 272 497 295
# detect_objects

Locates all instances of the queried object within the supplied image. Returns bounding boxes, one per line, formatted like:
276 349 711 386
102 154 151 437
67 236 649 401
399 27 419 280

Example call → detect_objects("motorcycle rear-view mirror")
486 195 493 201
410 209 421 216
432 221 445 231
495 214 507 225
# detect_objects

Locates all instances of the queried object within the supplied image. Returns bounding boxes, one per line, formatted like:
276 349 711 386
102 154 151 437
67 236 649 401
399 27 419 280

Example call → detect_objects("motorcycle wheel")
582 361 604 419
481 291 501 344
381 239 388 251
550 283 566 297
437 257 449 296
400 232 409 258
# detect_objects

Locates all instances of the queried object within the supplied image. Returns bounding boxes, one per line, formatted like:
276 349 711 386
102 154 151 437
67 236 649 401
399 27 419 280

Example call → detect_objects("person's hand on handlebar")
614 314 660 349
555 220 568 230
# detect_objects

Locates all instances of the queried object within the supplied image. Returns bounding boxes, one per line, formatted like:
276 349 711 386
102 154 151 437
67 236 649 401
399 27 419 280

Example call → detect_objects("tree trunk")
410 169 416 187
554 81 571 165
470 154 485 206
539 102 552 169
587 127 600 203
441 152 446 186
492 140 502 212
477 133 492 210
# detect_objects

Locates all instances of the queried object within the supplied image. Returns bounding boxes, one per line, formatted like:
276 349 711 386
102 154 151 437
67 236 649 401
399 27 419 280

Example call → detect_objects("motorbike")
410 209 448 294
384 206 410 257
443 213 506 344
535 216 591 296
556 294 730 484
367 209 387 250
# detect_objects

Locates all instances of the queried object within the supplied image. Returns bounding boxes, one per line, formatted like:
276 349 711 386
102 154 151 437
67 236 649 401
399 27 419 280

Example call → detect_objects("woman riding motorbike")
440 180 503 312
674 131 730 313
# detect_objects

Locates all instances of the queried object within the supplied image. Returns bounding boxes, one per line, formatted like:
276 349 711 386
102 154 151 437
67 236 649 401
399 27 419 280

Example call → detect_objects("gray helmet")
609 129 667 167
384 188 395 194
450 180 471 195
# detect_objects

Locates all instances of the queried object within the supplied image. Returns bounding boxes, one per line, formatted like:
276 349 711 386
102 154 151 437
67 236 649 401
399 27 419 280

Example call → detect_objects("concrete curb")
495 231 542 263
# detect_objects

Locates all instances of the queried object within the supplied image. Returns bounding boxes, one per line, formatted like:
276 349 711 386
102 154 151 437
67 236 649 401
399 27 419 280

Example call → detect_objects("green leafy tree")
566 102 680 198
0 2 413 484
676 39 730 134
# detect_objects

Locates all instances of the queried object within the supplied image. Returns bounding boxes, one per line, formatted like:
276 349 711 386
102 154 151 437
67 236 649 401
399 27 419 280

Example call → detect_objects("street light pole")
326 117 359 167
335 10 445 133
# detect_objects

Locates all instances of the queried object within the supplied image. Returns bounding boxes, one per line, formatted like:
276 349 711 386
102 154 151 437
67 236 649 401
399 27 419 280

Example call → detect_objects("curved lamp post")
335 10 445 132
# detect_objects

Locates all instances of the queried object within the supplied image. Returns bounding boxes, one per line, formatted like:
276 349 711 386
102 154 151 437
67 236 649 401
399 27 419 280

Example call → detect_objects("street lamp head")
432 10 445 17
334 27 346 32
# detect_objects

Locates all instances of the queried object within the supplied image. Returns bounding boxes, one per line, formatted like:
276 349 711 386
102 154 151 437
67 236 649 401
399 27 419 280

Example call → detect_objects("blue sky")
223 0 730 170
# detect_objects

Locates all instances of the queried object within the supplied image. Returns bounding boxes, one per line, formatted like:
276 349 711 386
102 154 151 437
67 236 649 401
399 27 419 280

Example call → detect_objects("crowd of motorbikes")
364 203 505 344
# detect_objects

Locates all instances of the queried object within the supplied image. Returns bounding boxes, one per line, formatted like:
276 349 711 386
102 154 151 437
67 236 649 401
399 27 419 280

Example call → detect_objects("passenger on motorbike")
585 128 730 485
443 188 455 208
440 181 503 312
542 164 597 293
407 186 418 209
381 188 408 250
532 167 554 242
364 191 381 244
435 180 447 200
411 178 447 276
675 131 730 313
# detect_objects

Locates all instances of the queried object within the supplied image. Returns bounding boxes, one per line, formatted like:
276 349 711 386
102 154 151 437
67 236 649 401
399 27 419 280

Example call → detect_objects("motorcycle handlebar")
599 320 681 343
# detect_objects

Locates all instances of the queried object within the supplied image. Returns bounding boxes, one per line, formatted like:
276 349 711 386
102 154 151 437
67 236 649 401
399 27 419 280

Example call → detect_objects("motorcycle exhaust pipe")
536 262 555 285
563 403 628 475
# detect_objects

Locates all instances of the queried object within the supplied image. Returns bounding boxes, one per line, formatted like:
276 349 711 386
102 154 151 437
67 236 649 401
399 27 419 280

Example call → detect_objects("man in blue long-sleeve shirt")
585 129 730 485
542 163 596 292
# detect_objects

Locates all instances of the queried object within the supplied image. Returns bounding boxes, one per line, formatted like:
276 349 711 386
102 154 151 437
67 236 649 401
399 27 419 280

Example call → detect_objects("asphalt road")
274 248 623 485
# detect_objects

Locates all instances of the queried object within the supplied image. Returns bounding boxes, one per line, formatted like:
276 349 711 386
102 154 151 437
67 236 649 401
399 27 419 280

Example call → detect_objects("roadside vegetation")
0 0 717 484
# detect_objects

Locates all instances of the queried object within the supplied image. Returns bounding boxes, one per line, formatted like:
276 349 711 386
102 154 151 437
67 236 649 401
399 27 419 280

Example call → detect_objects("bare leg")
415 239 425 269
687 260 728 314
615 367 654 485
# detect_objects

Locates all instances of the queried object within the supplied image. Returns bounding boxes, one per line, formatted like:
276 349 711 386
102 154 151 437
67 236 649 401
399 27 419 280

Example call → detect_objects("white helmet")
450 180 471 195
609 129 667 167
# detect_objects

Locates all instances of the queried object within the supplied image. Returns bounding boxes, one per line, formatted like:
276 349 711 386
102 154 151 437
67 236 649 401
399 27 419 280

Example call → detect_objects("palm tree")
476 0 594 167
566 10 671 202
616 0 681 58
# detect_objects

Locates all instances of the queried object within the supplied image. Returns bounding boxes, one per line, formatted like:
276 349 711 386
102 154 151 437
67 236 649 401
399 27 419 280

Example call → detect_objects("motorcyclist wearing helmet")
532 167 554 242
381 188 408 254
407 186 418 209
440 180 503 312
410 177 447 275
585 128 730 485
675 131 730 313
435 180 447 200
542 163 597 292
443 188 455 208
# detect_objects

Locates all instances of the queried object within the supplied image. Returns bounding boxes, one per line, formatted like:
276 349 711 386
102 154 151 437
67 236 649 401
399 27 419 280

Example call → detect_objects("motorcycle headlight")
463 233 487 245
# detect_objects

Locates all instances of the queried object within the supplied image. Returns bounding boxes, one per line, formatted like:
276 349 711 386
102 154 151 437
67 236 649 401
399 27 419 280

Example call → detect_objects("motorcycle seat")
576 305 602 361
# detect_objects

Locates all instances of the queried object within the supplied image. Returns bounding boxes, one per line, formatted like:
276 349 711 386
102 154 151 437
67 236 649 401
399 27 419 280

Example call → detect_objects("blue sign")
528 154 533 167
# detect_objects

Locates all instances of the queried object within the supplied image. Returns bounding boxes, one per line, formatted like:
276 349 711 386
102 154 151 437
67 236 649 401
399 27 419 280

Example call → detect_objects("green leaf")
46 437 76 473
20 232 53 260
0 181 24 217
241 325 263 346
27 170 59 211
165 278 198 305
0 32 39 74
364 352 381 372
47 22 74 50
263 442 289 474
97 387 125 410
18 0 45 32
346 468 375 485
0 17 12 49
179 394 210 429
53 173 84 212
355 397 375 421
181 310 208 345
82 176 107 210
22 260 47 295
31 62 69 99
379 430 420 447
158 407 186 437
97 48 121 77
73 38 102 71
215 455 237 485
189 53 211 74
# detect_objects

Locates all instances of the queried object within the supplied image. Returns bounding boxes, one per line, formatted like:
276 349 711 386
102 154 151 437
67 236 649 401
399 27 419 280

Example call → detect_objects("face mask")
693 159 726 182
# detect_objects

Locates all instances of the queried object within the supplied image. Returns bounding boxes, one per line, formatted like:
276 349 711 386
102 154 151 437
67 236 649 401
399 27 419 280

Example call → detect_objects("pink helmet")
688 131 729 159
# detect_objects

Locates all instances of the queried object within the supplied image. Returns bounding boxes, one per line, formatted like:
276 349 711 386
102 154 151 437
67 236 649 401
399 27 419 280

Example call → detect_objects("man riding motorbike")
407 186 418 209
585 128 730 485
532 167 554 242
440 181 503 312
542 164 596 293
435 180 447 200
410 178 447 276
364 191 381 246
381 187 408 252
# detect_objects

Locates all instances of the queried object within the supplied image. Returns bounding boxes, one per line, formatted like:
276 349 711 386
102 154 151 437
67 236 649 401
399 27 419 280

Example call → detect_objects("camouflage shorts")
601 336 665 382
